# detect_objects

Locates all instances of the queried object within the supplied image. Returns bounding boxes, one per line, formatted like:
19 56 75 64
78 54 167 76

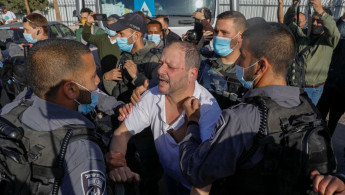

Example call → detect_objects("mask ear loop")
230 32 240 50
128 31 137 44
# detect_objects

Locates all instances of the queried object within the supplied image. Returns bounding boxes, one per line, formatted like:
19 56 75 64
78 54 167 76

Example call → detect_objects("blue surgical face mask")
147 34 161 46
213 33 239 57
72 81 99 115
235 60 260 89
116 32 135 52
106 28 117 37
23 33 37 44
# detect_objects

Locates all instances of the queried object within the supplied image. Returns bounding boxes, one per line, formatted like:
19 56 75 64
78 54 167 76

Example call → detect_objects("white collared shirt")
125 81 221 188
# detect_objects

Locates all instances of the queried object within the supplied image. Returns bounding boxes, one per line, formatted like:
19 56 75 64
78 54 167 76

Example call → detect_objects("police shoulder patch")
209 115 225 143
81 170 106 195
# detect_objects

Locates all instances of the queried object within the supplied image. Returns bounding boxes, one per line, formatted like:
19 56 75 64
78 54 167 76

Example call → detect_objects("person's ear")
63 81 79 100
189 67 198 83
256 58 269 75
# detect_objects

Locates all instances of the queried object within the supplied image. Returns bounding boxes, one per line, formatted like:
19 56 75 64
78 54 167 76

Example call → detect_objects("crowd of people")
0 0 345 194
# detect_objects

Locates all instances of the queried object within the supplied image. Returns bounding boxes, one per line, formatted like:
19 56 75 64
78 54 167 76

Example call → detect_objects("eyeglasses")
23 17 39 26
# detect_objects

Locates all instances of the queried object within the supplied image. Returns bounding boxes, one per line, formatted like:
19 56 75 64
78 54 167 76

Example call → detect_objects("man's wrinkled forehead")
162 46 184 61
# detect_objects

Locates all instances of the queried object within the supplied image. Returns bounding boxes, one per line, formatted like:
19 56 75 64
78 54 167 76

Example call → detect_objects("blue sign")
134 0 155 17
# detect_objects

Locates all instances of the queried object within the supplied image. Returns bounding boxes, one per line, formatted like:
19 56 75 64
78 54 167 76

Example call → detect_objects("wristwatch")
317 10 325 18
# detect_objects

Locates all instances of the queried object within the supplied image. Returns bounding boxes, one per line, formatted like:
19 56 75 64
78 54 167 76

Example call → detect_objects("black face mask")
311 25 324 36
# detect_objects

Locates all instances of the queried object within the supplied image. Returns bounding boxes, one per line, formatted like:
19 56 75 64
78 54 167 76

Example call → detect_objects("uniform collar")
22 97 95 131
243 85 301 107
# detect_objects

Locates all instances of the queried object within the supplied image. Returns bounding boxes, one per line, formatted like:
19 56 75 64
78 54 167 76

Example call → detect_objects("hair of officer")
202 7 212 20
242 22 296 76
27 39 91 98
167 41 200 70
156 15 169 25
25 13 49 35
148 20 163 30
80 7 92 14
217 11 247 31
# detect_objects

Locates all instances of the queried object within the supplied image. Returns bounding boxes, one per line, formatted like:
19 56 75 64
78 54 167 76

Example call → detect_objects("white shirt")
125 81 221 188
108 36 117 44
2 11 16 24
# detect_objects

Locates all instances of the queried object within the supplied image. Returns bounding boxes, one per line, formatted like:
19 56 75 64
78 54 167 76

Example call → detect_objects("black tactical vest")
210 94 336 195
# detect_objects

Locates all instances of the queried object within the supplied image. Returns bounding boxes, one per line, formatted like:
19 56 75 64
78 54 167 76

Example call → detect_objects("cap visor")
108 22 128 32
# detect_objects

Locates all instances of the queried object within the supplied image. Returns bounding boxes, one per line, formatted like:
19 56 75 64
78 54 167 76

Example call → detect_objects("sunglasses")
23 17 39 26
312 18 322 24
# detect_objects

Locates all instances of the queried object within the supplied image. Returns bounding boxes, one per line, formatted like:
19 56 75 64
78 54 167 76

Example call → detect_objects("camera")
185 30 198 42
93 14 107 21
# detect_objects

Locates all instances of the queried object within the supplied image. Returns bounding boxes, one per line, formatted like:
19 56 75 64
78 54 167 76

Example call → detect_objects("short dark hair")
202 8 212 20
167 41 200 70
242 22 296 76
217 11 247 31
246 17 266 28
156 15 169 25
27 39 91 98
148 20 162 30
135 11 149 24
80 7 92 14
24 13 49 35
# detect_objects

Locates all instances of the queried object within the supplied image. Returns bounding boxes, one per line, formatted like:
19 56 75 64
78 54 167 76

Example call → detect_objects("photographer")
82 13 122 75
183 8 213 46
156 15 181 45
284 0 340 105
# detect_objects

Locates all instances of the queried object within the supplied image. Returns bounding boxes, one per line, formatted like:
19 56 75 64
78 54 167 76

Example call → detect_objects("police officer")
198 11 247 109
147 20 165 50
0 39 108 194
102 12 161 102
180 22 335 194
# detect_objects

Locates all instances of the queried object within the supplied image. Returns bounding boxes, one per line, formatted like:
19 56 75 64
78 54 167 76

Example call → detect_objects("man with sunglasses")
284 0 340 105
22 13 49 43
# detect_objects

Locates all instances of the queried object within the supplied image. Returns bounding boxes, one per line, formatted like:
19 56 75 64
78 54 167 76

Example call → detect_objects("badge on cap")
81 170 106 195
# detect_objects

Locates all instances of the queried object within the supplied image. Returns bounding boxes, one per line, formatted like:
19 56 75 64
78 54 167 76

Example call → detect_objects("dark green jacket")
75 25 104 43
284 7 340 85
82 24 122 68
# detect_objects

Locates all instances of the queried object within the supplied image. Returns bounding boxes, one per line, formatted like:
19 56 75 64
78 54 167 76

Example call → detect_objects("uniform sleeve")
321 13 341 48
179 105 260 188
96 89 124 115
124 91 152 135
60 140 107 195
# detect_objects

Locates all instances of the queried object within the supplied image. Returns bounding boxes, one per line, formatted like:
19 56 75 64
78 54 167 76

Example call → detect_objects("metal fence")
16 0 96 26
16 0 345 26
220 0 345 21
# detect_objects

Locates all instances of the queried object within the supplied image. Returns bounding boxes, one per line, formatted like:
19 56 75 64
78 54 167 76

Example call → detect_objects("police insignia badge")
81 170 106 195
209 115 225 143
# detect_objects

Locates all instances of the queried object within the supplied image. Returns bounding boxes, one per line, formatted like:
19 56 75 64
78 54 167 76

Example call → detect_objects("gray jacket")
0 97 107 195
103 40 161 101
179 85 301 187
